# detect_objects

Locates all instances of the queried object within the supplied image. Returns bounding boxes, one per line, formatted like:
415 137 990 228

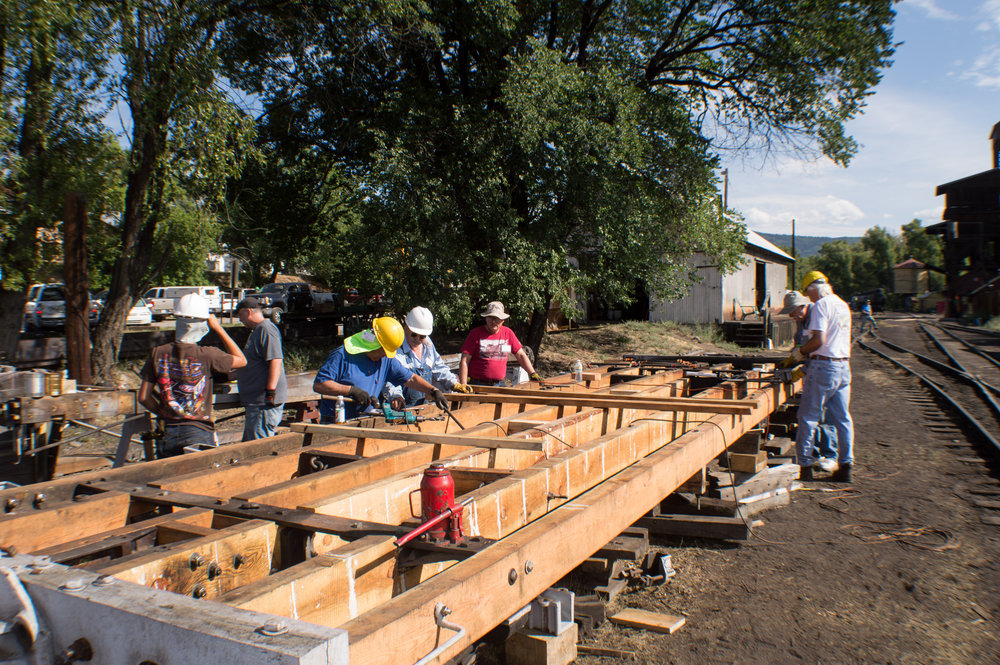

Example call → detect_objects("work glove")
430 388 449 411
452 382 473 394
264 388 276 407
778 347 805 369
347 385 372 406
529 372 543 383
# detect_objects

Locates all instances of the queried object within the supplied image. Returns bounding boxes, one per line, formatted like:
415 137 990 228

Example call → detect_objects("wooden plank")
290 424 544 451
341 381 790 665
0 492 133 553
610 608 685 634
714 463 800 502
96 519 277 600
634 514 752 540
448 393 753 414
33 507 214 563
469 386 756 409
577 645 637 658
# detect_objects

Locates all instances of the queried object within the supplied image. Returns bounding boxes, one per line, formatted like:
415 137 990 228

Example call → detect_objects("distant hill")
758 233 862 258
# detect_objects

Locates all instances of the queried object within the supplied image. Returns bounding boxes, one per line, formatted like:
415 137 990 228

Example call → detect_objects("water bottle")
573 359 583 382
335 395 346 423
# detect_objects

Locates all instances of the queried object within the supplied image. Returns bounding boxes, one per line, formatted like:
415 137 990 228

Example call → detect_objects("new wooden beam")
0 492 134 553
290 424 545 452
448 393 754 414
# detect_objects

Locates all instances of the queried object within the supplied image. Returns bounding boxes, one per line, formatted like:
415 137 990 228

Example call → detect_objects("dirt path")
583 316 1000 664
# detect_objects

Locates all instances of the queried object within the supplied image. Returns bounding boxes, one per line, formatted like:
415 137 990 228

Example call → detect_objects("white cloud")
912 206 944 221
984 0 1000 29
964 46 1000 88
904 0 960 20
741 195 866 235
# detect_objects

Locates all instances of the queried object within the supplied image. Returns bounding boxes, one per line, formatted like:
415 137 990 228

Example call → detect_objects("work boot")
798 465 813 481
831 463 853 483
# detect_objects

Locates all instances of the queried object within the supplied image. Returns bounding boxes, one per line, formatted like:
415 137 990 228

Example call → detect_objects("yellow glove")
529 372 543 383
779 347 805 368
452 382 473 394
791 366 805 382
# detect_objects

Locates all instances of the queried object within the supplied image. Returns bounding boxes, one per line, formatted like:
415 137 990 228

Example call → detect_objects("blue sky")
726 0 1000 238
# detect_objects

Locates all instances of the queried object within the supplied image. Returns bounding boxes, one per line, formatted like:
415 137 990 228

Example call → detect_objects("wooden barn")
649 229 793 325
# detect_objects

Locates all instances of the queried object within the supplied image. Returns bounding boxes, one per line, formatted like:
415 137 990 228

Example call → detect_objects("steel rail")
858 340 1000 454
918 324 1000 421
931 323 1000 372
872 332 1000 398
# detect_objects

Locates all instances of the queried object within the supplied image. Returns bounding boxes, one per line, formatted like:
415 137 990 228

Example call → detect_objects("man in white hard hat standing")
792 271 854 483
388 306 473 407
138 293 247 457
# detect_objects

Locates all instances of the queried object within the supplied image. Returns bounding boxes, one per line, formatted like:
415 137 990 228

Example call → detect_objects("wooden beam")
97 519 278 599
341 381 791 665
289 424 545 452
0 492 134 553
448 393 754 414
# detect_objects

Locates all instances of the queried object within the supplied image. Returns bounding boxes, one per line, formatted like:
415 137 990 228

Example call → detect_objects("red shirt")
460 325 522 381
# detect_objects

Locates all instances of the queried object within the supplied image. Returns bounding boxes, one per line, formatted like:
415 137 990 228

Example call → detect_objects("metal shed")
649 230 793 324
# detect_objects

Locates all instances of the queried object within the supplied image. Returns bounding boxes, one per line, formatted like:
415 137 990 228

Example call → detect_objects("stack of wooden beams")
0 363 794 665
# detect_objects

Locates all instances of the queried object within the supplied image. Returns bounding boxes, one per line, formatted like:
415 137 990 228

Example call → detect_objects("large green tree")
224 0 897 352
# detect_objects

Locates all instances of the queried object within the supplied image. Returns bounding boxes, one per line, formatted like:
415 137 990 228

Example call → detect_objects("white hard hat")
404 306 433 336
175 293 210 319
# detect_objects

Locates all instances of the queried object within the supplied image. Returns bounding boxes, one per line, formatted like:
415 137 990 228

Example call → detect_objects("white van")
143 286 223 319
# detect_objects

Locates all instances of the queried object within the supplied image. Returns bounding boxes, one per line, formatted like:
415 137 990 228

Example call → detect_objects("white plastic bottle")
573 359 583 382
335 395 346 423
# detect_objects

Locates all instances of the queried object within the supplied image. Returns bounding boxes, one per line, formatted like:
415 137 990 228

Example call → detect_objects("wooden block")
581 371 602 383
762 437 794 456
677 467 706 494
507 419 548 435
715 463 799 502
730 429 762 454
728 452 767 473
738 488 791 516
610 608 685 634
634 515 751 540
53 455 113 477
506 623 578 665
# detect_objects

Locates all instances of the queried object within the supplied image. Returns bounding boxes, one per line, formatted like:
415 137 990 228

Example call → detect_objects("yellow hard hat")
372 316 405 358
801 270 829 292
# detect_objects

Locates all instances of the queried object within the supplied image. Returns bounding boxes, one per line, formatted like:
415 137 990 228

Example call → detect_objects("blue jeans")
243 405 284 441
861 314 877 332
814 418 838 459
796 359 853 466
160 424 215 458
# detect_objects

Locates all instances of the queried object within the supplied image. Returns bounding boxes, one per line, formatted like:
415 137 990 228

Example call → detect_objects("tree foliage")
223 0 895 349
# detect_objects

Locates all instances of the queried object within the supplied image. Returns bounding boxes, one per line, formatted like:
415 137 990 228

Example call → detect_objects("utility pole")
721 169 729 210
791 218 797 290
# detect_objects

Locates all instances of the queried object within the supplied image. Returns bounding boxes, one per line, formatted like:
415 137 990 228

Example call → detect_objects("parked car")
93 291 155 326
23 284 100 332
142 285 223 319
245 282 337 323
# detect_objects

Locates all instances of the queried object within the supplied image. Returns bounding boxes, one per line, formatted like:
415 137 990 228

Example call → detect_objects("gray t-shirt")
238 320 287 406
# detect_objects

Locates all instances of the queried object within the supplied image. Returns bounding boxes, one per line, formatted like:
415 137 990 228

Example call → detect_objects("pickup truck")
245 282 337 323
23 284 101 332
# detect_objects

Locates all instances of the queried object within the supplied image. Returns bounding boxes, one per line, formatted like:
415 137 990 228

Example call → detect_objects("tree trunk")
0 290 26 366
63 192 92 385
524 296 551 364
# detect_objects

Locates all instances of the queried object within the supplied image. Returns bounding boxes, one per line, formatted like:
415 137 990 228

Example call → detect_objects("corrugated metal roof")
746 230 794 262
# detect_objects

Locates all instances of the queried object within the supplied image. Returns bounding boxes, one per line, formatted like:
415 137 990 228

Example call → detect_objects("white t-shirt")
807 294 852 359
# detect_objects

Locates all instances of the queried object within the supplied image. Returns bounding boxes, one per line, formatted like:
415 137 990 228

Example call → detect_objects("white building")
649 230 793 324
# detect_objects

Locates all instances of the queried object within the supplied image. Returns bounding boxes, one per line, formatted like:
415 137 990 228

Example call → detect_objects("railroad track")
858 320 1000 457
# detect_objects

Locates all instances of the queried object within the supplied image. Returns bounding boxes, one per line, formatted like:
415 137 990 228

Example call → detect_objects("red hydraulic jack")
395 464 470 547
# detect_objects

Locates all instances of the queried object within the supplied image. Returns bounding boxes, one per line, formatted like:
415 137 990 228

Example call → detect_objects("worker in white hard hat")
313 316 449 422
387 306 473 407
792 271 854 483
138 293 247 457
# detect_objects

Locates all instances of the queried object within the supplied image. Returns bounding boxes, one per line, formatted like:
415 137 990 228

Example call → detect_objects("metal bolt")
189 553 205 569
258 620 288 636
233 553 246 569
61 579 85 590
5 498 18 512
93 574 115 587
207 562 222 580
33 493 45 507
524 560 534 574
192 584 207 599
508 568 518 585
351 522 361 529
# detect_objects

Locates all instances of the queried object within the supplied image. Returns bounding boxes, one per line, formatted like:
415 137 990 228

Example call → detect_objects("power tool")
381 402 422 425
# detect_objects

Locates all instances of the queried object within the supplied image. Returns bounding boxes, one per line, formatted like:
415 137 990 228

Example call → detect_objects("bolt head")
93 574 115 587
524 560 534 574
258 620 288 636
508 568 518 585
61 579 85 590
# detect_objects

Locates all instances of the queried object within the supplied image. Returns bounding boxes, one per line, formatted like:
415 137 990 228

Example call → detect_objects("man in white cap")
790 271 854 482
458 301 542 386
138 293 247 457
313 316 448 422
388 306 473 407
780 290 838 471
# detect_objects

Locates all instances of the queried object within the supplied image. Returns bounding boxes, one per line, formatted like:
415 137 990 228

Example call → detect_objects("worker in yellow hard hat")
313 316 448 421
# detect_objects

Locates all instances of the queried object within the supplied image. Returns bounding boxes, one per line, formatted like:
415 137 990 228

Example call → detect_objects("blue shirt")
315 347 413 420
387 337 457 406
